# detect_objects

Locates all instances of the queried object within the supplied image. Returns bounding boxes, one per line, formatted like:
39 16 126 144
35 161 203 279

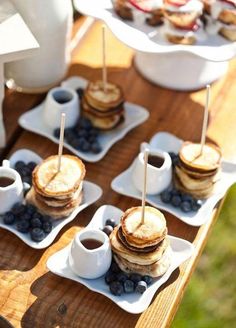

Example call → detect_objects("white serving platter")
0 149 102 249
73 0 236 62
111 132 236 227
47 204 194 313
19 76 149 163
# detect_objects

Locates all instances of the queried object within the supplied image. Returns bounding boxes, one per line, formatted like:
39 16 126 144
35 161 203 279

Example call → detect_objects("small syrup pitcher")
0 160 24 214
68 229 112 279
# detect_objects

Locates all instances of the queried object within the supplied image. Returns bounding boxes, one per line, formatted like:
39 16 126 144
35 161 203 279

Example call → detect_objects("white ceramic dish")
73 0 236 62
0 149 102 249
47 204 194 314
19 76 149 163
111 132 236 227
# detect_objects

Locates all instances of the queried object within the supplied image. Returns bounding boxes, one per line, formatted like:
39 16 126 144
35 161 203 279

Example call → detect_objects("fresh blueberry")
110 262 121 274
16 220 30 233
87 135 96 143
28 161 37 171
136 281 147 294
160 190 172 203
191 199 203 211
80 140 91 152
171 195 182 207
79 117 92 130
116 272 128 283
21 166 31 177
142 275 153 286
102 225 114 236
170 189 181 197
26 204 37 215
53 128 60 138
172 156 180 166
42 221 52 233
64 128 76 143
15 161 25 171
3 212 15 225
76 87 84 100
105 218 116 228
168 152 177 160
77 129 88 139
109 281 123 296
70 138 82 149
30 228 46 242
41 215 52 223
181 193 193 202
89 128 99 137
23 176 32 185
91 141 102 154
30 218 42 228
12 203 26 216
105 270 117 284
124 280 135 293
21 212 32 221
130 273 142 284
180 201 192 213
33 212 43 220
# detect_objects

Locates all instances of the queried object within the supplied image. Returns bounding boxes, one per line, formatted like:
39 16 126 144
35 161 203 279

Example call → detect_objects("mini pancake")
33 155 85 198
165 33 196 45
121 206 167 247
114 245 172 278
81 96 124 117
84 80 124 112
110 226 169 265
26 187 83 219
83 111 124 130
179 142 221 172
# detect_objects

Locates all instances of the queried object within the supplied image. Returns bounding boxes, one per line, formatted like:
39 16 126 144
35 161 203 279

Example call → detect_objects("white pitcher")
5 0 73 93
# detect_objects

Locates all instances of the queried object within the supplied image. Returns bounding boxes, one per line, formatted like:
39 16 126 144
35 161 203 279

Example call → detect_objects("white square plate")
0 149 102 249
19 76 149 163
111 132 236 226
47 204 194 314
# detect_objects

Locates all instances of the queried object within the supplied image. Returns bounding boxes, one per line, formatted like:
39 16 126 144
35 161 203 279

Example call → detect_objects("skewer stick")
200 85 210 154
141 149 149 225
57 113 66 172
102 25 107 93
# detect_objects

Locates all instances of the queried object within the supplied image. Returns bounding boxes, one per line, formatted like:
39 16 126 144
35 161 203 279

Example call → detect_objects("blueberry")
105 218 116 228
21 167 31 177
102 225 113 236
3 212 15 225
28 161 37 171
12 203 26 216
109 281 123 296
65 128 76 143
21 212 31 221
30 218 42 228
30 228 46 242
15 160 25 170
116 272 128 283
168 152 177 160
105 270 117 284
172 156 180 166
192 199 203 211
130 273 142 284
171 195 182 207
124 280 135 293
170 189 181 197
91 141 102 154
53 128 60 138
26 204 37 215
23 176 32 185
88 135 96 143
41 215 52 223
89 128 99 137
142 275 153 286
80 140 91 152
16 220 30 233
79 117 92 130
42 221 52 233
110 262 121 274
136 281 147 294
33 212 43 220
77 129 88 139
181 193 193 202
70 138 82 149
76 87 84 100
180 201 192 213
160 190 172 203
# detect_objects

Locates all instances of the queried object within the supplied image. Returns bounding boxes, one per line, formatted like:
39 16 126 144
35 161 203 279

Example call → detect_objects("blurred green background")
172 184 236 328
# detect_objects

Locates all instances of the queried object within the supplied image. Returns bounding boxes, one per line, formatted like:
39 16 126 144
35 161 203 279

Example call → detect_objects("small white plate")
47 204 194 314
0 149 102 249
111 132 236 227
19 76 149 163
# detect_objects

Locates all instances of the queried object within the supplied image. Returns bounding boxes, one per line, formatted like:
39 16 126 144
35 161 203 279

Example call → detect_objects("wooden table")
1 17 236 328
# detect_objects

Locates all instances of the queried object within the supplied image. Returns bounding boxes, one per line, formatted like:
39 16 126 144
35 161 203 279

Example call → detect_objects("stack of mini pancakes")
110 206 172 278
26 155 85 219
174 142 222 199
81 80 125 130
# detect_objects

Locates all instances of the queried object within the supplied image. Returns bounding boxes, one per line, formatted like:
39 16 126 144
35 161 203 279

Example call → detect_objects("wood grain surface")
0 17 236 328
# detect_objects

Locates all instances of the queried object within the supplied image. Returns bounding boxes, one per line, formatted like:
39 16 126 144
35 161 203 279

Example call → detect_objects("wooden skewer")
141 149 149 225
200 84 210 154
57 113 66 172
102 25 107 93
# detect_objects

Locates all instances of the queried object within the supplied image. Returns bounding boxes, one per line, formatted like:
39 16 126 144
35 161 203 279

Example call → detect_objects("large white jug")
5 0 73 93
